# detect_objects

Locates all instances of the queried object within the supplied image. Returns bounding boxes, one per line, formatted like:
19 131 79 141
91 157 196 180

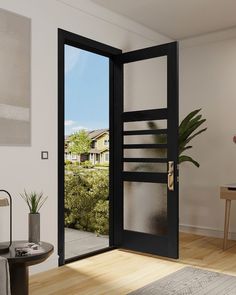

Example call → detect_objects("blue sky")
65 45 109 135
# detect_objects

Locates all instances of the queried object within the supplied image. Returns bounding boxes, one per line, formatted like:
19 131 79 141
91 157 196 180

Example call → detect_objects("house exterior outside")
65 129 109 165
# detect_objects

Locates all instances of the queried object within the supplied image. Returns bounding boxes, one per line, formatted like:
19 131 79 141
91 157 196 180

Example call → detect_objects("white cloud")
65 120 75 126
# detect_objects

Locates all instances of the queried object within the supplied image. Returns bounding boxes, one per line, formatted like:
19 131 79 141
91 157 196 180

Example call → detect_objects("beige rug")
129 267 236 294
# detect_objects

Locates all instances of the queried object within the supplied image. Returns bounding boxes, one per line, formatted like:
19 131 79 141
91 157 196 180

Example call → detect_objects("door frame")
58 29 122 266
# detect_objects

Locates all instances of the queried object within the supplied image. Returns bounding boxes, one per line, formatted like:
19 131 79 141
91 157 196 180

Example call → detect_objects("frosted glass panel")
124 56 167 112
124 182 167 235
124 148 167 159
124 162 167 173
124 120 167 131
124 134 167 145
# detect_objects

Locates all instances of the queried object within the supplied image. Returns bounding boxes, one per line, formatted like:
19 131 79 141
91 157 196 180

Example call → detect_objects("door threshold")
118 248 179 262
64 246 117 265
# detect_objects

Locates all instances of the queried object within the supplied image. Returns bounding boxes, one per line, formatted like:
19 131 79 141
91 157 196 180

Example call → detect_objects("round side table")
1 241 54 295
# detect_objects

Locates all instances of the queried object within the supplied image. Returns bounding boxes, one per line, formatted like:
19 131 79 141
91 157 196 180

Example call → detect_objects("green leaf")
179 145 192 155
19 190 47 213
179 109 201 131
184 127 207 145
179 114 202 138
179 119 206 143
179 127 207 151
179 155 200 167
146 109 207 169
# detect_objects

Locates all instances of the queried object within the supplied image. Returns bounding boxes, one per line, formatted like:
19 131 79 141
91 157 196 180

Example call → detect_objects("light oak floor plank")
29 233 236 295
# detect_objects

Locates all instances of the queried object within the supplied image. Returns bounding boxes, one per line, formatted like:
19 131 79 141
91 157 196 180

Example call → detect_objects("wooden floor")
30 233 236 295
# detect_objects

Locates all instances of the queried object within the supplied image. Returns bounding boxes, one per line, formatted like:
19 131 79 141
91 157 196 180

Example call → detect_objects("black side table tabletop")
1 241 54 295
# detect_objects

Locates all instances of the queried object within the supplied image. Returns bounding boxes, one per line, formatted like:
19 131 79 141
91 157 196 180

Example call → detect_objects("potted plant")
20 190 48 243
178 109 207 167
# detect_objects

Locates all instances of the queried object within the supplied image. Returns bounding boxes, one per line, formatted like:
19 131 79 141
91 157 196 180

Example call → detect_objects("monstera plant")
148 109 207 167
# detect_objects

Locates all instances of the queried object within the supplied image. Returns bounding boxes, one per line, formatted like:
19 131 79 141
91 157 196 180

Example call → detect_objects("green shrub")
95 163 109 168
93 200 109 235
64 167 109 234
81 160 94 169
65 160 72 165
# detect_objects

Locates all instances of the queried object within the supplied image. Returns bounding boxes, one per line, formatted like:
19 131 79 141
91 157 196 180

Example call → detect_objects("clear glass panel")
124 56 167 112
64 45 109 260
124 148 167 159
124 162 167 173
124 120 167 131
124 182 167 236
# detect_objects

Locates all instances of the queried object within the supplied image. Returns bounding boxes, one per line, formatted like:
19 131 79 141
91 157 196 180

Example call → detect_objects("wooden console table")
220 185 236 250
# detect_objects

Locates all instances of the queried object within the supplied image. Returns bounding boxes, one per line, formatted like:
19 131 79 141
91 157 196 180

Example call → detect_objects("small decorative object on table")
15 242 43 256
19 190 47 244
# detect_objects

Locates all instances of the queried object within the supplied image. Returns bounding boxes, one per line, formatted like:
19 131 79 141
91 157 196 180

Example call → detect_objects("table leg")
9 263 29 295
223 199 231 250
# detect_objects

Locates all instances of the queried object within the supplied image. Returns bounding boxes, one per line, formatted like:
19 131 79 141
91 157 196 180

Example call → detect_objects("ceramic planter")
28 213 40 243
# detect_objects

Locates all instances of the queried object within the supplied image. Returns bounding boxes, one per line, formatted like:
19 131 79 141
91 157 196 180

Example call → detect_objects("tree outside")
67 130 92 163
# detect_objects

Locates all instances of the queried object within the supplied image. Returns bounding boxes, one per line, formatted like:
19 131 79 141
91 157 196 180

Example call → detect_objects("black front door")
113 42 179 258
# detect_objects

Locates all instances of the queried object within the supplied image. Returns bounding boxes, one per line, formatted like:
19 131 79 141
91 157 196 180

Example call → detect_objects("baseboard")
179 224 236 240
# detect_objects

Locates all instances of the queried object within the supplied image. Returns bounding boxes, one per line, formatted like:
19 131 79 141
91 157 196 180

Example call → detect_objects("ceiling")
91 0 236 39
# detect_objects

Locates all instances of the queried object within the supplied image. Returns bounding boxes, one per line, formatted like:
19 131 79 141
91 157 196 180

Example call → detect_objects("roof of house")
65 129 109 141
89 147 109 155
87 129 109 140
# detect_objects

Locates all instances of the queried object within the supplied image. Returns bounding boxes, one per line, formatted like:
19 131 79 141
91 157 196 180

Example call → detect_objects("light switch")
41 151 48 160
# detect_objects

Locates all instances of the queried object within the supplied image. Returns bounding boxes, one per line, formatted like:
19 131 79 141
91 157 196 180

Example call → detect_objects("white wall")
179 30 236 238
0 0 170 273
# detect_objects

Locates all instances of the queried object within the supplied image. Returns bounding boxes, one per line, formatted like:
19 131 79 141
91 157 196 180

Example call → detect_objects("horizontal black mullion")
123 144 167 149
122 172 167 183
123 158 167 163
123 129 167 136
122 108 167 122
116 43 170 64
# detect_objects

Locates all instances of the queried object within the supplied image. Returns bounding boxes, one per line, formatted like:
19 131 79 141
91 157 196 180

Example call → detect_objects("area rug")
128 267 236 294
